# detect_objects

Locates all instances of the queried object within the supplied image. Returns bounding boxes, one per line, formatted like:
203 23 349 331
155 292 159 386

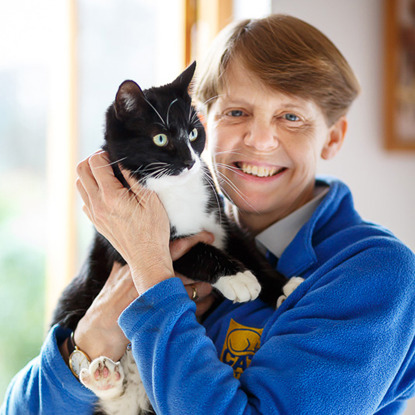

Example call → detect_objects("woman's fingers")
77 151 132 232
177 273 216 318
170 232 217 318
77 151 128 209
76 151 102 194
76 150 173 293
170 231 215 261
75 177 90 207
182 280 213 302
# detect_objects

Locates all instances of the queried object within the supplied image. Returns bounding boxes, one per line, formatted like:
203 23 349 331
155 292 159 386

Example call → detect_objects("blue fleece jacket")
2 178 415 415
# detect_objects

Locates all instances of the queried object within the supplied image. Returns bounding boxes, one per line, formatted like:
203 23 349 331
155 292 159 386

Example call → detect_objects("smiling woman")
2 10 415 415
204 60 348 233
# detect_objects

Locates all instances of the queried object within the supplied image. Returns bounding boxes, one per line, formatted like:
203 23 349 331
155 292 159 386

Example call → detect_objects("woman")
2 15 415 415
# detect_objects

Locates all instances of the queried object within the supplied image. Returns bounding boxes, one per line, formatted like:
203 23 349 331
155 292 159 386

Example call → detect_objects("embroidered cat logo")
220 319 263 379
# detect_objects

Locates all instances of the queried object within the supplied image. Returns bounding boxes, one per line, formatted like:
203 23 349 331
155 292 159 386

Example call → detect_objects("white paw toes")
276 276 304 309
80 356 125 399
213 271 261 303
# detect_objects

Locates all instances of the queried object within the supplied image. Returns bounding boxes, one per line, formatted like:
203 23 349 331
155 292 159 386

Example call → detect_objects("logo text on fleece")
220 319 263 379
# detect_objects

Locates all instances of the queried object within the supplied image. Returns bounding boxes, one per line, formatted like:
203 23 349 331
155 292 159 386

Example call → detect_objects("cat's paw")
213 271 261 303
276 276 304 309
80 356 125 400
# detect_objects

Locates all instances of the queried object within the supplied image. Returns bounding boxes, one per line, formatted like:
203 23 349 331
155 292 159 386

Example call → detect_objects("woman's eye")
226 110 244 117
153 133 168 147
189 128 198 141
284 113 300 122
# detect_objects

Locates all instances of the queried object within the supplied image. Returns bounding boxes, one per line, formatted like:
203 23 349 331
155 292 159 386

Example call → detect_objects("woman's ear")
321 116 348 160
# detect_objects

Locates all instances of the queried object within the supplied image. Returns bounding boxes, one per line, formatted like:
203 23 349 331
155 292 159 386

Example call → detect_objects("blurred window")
0 0 183 400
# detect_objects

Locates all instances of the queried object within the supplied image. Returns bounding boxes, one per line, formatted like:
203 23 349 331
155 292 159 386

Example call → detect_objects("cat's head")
104 61 206 185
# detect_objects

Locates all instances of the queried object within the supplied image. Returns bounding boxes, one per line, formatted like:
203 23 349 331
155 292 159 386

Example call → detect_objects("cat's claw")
80 356 125 399
276 276 304 309
213 271 261 303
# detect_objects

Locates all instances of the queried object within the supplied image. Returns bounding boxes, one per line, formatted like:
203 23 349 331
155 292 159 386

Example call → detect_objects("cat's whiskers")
188 108 200 124
145 162 170 171
189 112 203 129
153 121 166 130
144 98 167 127
214 165 260 214
216 178 258 216
200 94 223 108
166 99 178 128
215 162 246 178
128 166 169 198
190 94 222 126
128 167 170 219
111 171 151 213
94 156 129 169
113 178 153 222
127 162 168 181
213 149 247 158
188 104 194 124
200 168 224 225
217 174 255 212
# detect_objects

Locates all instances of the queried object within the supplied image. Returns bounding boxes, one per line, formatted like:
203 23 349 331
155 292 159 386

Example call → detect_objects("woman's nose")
243 118 279 152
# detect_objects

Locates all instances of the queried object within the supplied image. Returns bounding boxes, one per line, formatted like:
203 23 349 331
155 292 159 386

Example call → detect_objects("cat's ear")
171 61 196 93
115 80 146 120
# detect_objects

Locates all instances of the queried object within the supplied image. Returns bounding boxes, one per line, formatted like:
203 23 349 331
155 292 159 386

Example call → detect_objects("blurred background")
1 0 414 411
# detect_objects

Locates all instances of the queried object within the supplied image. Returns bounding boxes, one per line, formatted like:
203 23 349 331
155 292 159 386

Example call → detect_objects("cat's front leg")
276 276 304 308
80 357 125 400
174 242 263 303
213 271 261 302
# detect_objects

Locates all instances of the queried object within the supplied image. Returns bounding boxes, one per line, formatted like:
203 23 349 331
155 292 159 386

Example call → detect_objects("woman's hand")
76 150 174 294
74 262 136 361
170 233 217 318
64 232 216 362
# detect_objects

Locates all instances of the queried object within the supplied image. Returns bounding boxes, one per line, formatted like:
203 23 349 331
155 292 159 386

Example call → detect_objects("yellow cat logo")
220 319 263 379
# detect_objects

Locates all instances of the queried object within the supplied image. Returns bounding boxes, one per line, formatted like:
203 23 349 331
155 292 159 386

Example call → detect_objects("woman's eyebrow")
219 96 311 112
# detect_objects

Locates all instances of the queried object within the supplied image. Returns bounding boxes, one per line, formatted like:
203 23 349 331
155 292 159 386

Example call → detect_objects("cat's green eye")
153 133 168 147
189 128 198 142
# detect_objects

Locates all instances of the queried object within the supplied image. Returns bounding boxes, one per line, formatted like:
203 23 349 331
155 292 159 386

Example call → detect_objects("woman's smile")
230 161 288 181
235 161 286 177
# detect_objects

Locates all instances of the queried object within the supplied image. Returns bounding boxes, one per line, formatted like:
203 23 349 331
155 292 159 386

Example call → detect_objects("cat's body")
51 62 288 415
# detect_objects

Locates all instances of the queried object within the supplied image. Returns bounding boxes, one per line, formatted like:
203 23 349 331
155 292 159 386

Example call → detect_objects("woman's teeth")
238 162 282 177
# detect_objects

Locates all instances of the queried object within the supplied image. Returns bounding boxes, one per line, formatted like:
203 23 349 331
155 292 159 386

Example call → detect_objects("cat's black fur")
51 61 286 334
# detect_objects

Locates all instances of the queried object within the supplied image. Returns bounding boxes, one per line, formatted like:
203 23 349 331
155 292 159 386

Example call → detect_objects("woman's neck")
226 186 317 236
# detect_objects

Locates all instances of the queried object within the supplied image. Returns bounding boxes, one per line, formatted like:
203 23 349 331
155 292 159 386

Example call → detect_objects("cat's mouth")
234 162 287 178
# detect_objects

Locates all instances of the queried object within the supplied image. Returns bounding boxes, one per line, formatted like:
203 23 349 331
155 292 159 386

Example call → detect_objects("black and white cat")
52 62 297 415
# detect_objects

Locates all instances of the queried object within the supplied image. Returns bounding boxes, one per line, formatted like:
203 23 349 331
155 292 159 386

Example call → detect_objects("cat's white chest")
145 165 225 247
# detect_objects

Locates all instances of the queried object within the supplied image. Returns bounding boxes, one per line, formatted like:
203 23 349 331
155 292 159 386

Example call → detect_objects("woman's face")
206 60 346 233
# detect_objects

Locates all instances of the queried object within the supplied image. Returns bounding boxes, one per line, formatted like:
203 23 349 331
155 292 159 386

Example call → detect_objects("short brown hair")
193 14 360 125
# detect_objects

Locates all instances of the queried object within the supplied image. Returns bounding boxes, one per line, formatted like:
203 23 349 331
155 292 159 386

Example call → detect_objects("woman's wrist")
130 268 175 295
74 324 129 362
129 254 174 294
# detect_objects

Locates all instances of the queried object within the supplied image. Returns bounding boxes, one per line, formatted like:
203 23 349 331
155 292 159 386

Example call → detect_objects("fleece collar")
256 185 329 259
265 177 354 277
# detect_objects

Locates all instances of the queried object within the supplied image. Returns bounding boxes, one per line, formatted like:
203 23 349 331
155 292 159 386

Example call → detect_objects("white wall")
271 1 415 413
271 0 415 253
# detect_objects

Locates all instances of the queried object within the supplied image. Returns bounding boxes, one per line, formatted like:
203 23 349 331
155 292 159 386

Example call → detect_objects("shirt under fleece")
2 177 415 415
